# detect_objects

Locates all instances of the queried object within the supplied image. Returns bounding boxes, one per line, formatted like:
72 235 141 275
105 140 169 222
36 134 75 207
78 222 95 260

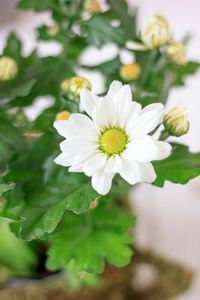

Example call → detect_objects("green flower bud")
0 56 18 81
163 104 189 137
166 42 187 66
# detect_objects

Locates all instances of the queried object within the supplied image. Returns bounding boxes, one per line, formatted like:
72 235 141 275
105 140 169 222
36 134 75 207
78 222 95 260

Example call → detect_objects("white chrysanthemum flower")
54 81 172 195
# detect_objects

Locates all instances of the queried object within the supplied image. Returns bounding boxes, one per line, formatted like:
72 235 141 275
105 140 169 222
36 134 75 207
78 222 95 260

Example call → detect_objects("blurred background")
0 0 200 299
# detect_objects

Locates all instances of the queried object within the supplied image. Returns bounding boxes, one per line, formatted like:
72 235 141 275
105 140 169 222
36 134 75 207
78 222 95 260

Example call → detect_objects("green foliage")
0 0 200 286
46 202 135 275
0 219 37 275
0 183 15 197
153 143 200 187
80 15 125 48
0 35 37 102
19 181 99 241
107 0 137 40
166 61 200 86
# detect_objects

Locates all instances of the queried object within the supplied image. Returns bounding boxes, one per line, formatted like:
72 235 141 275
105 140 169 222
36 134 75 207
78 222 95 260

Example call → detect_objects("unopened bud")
61 78 70 93
120 63 141 81
141 16 171 49
46 24 60 36
56 110 71 120
84 0 101 14
68 77 91 97
89 198 98 209
163 104 189 137
166 42 187 66
0 56 18 81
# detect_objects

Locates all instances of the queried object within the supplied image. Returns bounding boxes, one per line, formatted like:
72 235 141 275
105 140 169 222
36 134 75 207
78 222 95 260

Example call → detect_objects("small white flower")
54 81 172 195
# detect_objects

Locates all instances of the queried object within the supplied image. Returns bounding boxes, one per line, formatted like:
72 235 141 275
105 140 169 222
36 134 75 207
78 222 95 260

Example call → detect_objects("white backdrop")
1 0 200 299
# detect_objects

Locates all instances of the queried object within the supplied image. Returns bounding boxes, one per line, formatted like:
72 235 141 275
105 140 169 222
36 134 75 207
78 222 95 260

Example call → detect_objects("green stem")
159 129 170 141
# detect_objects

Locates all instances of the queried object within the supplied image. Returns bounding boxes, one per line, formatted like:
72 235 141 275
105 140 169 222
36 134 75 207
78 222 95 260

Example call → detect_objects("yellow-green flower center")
100 128 128 155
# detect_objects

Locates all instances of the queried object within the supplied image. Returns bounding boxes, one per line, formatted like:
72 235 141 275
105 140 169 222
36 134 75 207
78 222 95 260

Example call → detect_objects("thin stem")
159 129 170 141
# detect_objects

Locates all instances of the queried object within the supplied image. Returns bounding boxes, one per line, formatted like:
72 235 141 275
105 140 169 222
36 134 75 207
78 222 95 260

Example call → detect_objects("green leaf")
166 62 200 86
17 0 57 12
153 143 200 187
46 204 135 275
0 185 26 222
107 0 137 40
0 79 37 100
0 183 15 197
0 120 28 154
0 219 37 275
80 15 125 48
20 182 99 241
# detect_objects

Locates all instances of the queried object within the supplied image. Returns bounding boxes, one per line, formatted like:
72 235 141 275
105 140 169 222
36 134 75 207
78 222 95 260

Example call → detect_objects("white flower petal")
113 85 133 128
80 89 99 117
83 152 107 176
120 101 142 130
53 120 68 139
54 152 74 167
129 103 165 136
126 40 149 51
91 169 115 195
120 152 156 184
54 114 99 139
92 96 117 130
104 155 122 173
107 80 123 97
68 113 99 137
60 137 99 153
126 137 171 162
69 150 98 172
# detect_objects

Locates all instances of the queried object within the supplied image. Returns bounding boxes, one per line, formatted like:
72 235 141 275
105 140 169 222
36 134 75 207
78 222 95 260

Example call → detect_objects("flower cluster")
126 15 187 66
54 81 172 195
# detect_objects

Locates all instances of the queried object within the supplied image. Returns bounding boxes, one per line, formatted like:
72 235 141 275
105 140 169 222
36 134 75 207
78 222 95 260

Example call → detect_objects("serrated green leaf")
153 143 200 187
167 62 200 86
80 16 125 48
107 0 137 40
46 206 135 275
20 182 99 241
0 183 15 197
0 120 28 154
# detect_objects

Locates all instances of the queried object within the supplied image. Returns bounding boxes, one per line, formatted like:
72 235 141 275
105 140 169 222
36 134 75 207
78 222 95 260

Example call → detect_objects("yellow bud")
68 77 91 97
56 110 71 120
120 63 141 81
84 0 101 14
89 198 99 209
0 56 18 81
166 42 187 66
46 24 60 36
163 104 189 137
141 16 171 49
61 78 70 92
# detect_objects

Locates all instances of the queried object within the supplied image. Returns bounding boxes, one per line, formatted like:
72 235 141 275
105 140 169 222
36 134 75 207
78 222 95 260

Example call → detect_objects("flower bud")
141 16 171 49
89 198 98 209
60 78 70 92
68 77 91 97
56 110 71 121
166 42 187 66
46 24 60 36
163 104 189 137
84 0 101 14
0 56 18 81
120 63 141 81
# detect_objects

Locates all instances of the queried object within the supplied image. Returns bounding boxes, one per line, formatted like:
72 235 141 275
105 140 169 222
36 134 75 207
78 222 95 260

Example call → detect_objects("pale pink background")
1 0 200 299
